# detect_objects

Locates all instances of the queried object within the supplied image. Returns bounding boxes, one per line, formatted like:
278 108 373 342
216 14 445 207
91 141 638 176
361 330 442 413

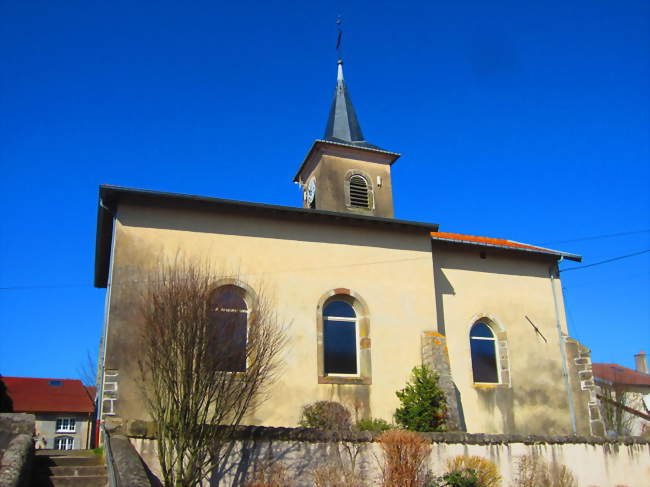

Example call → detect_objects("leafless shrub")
299 401 352 431
244 462 294 487
378 429 431 487
511 454 577 487
312 462 367 487
137 257 288 487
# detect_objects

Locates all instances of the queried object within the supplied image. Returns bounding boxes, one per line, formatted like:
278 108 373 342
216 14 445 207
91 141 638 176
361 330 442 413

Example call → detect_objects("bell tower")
293 60 400 218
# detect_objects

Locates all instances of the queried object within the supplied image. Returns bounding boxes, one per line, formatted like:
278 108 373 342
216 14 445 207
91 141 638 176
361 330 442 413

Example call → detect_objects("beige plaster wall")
130 436 650 487
34 413 92 450
301 152 395 217
102 200 580 435
103 202 437 426
433 244 575 435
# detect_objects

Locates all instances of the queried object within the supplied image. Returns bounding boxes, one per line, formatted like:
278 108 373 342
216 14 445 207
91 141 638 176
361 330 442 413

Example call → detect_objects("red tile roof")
430 232 582 262
1 377 95 413
84 386 97 402
592 364 650 387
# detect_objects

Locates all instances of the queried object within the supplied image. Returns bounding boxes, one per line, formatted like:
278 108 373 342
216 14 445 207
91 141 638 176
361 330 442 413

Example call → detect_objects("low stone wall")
127 426 650 487
0 414 35 487
107 432 154 487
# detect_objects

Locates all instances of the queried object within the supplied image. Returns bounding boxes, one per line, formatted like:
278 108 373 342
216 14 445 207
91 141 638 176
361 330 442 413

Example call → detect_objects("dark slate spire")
323 61 381 150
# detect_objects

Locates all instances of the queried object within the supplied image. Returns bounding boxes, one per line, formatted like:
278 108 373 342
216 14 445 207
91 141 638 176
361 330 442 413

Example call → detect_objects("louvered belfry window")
348 175 370 208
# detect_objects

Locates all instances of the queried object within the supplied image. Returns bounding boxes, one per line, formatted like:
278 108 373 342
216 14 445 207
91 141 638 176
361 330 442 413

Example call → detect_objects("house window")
209 285 248 372
348 175 370 209
323 300 359 375
56 418 76 433
54 436 74 450
470 322 499 383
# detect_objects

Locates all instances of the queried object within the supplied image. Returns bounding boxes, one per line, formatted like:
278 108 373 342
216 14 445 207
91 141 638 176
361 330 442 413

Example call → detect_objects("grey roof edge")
293 139 401 183
430 235 582 263
94 200 113 288
94 184 439 288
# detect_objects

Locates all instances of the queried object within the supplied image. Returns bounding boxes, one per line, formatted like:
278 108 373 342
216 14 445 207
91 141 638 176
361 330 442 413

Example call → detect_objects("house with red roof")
593 351 650 436
1 377 96 450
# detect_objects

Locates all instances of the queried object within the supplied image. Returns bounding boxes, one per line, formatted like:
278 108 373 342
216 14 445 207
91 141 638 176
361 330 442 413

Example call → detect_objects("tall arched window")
348 175 370 209
470 322 499 383
323 300 359 375
209 285 248 372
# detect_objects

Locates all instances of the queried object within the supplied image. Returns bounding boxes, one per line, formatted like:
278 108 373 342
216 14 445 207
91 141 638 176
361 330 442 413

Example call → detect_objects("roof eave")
293 139 401 183
94 185 438 288
430 235 582 262
94 200 113 288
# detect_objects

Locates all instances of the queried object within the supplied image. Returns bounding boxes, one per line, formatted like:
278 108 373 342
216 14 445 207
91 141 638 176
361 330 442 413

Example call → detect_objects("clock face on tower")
307 178 316 206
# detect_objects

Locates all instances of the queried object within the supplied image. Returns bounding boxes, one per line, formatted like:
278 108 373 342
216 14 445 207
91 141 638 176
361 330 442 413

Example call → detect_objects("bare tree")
137 257 287 487
600 385 634 436
77 349 98 387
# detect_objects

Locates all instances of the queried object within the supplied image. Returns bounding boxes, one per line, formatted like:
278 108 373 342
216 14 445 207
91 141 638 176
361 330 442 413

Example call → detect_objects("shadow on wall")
118 204 430 253
475 356 568 435
0 378 13 413
434 242 553 279
432 258 455 336
210 440 311 487
453 383 467 432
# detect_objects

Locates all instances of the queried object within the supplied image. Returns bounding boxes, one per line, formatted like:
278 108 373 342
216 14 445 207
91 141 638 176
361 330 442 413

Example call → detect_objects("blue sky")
1 1 648 381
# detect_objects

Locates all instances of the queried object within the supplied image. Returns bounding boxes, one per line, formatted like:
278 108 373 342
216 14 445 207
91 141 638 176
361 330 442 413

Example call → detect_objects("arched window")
323 300 359 375
348 175 370 209
54 436 74 450
470 322 499 383
209 285 248 372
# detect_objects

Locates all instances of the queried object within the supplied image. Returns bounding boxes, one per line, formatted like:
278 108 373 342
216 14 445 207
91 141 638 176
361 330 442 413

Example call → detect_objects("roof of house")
94 185 439 288
84 386 97 402
592 363 650 387
430 232 582 262
1 377 95 413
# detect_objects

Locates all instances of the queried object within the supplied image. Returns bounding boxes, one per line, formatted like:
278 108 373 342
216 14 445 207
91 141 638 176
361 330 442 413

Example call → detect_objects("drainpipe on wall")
550 257 577 435
97 200 117 445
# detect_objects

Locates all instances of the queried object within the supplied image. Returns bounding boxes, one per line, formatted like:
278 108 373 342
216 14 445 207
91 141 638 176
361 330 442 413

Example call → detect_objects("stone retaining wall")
125 425 650 487
0 414 34 487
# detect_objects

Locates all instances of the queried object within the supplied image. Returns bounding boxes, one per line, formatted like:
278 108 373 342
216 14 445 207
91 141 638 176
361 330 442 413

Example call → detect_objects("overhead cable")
542 229 650 245
561 249 650 273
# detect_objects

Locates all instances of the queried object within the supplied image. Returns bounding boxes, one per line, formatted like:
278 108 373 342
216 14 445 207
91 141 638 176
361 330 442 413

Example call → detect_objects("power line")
561 249 650 273
0 255 433 291
541 229 650 245
2 249 649 290
565 271 650 288
0 284 90 291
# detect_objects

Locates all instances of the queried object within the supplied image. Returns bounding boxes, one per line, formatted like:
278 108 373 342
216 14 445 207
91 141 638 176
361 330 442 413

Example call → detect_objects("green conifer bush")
394 365 447 432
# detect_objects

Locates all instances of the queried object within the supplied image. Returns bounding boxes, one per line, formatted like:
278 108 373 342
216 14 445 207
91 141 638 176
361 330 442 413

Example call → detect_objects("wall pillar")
421 332 465 431
565 338 605 436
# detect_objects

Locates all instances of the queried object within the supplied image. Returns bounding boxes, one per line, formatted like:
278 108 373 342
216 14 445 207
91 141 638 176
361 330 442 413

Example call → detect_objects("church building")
94 59 603 436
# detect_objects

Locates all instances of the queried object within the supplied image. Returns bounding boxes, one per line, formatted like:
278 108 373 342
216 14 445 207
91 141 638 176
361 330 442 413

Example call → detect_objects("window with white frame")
323 300 359 375
470 322 499 383
54 436 74 450
56 418 76 433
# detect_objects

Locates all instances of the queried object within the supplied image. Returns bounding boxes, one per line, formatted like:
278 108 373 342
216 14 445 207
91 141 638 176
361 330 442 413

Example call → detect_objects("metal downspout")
550 257 577 434
97 201 117 445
